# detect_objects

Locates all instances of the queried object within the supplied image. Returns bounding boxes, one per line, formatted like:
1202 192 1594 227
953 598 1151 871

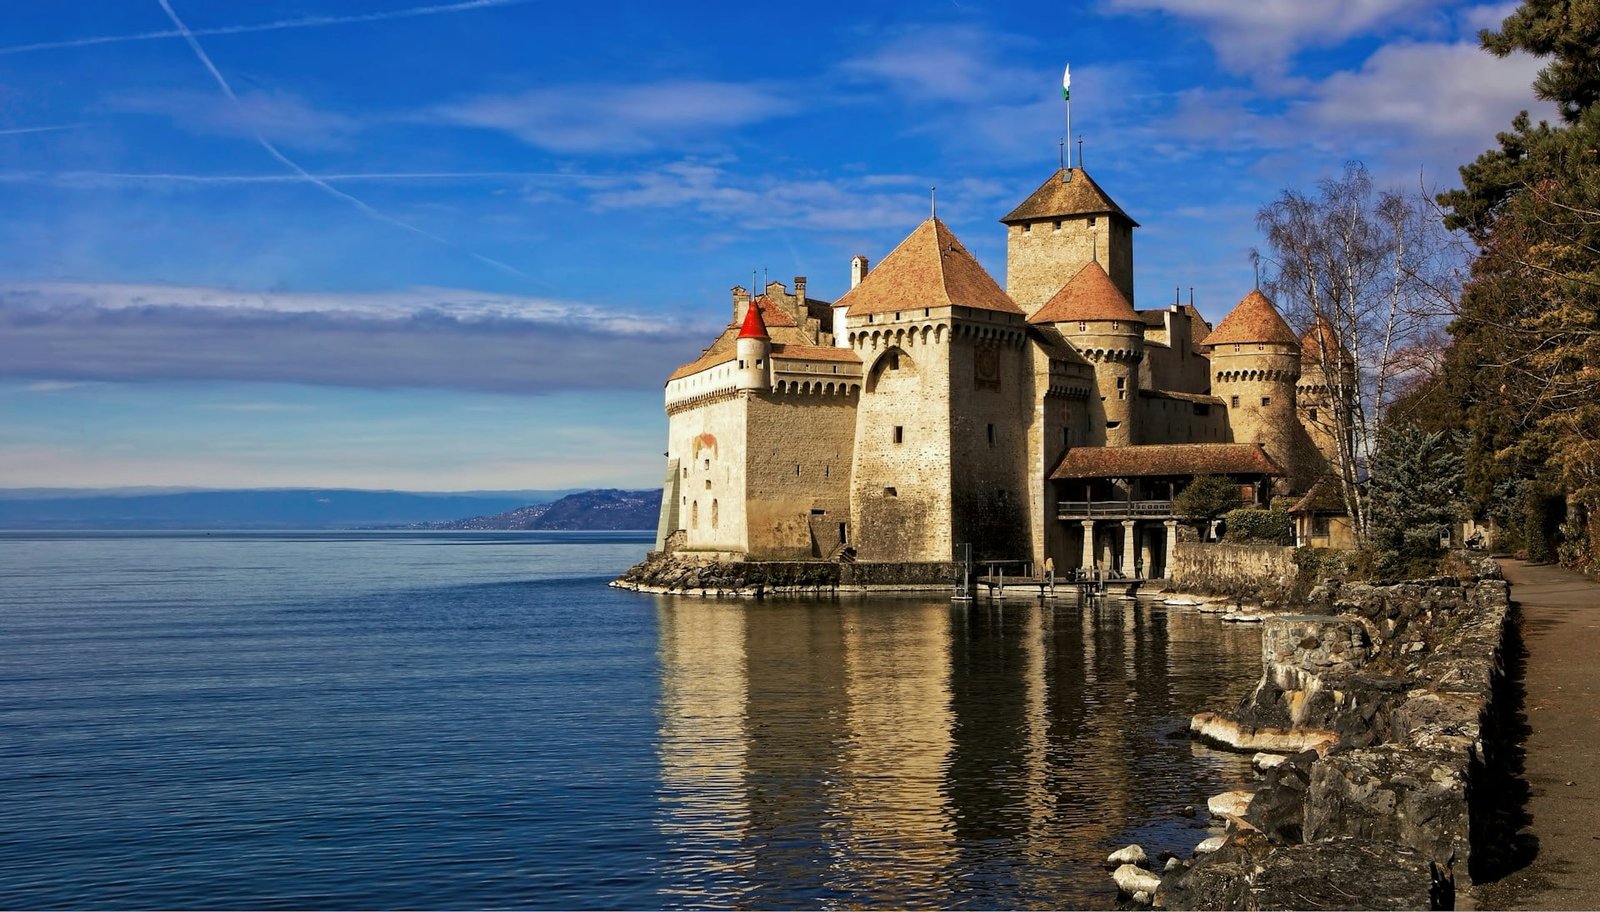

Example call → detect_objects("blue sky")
0 0 1549 490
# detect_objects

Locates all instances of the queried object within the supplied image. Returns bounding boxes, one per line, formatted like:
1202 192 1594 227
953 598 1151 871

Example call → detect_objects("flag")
1062 64 1071 101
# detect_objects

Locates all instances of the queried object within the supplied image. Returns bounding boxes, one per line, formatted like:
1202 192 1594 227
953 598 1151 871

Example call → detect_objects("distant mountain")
430 489 660 530
0 488 583 530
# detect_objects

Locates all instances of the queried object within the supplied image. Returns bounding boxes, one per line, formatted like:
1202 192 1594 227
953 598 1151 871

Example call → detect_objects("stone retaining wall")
1163 562 1513 910
1170 542 1296 603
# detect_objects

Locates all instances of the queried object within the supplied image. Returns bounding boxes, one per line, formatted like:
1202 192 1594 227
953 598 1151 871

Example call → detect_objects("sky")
0 0 1553 491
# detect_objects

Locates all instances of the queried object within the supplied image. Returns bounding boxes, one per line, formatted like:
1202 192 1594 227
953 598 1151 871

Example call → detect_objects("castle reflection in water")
652 596 1263 908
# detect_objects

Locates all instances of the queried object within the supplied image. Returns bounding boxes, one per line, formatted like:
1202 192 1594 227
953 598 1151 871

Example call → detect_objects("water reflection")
654 595 1260 909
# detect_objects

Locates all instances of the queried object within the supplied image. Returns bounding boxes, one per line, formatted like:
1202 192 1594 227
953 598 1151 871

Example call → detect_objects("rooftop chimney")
850 255 869 289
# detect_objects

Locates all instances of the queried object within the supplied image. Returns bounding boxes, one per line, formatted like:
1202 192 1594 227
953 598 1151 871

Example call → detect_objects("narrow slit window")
893 426 904 444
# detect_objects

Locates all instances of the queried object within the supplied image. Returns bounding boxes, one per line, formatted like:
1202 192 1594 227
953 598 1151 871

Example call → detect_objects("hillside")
431 489 660 530
0 488 577 530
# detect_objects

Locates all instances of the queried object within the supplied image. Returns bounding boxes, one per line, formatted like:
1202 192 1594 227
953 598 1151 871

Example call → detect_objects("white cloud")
433 80 791 154
1302 42 1545 143
1103 0 1431 74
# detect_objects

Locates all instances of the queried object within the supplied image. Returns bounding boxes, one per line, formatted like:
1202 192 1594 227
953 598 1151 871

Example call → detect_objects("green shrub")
1223 507 1293 545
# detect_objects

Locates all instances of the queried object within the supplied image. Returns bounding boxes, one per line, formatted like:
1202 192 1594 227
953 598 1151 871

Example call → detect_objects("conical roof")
1201 289 1298 347
737 296 770 339
1299 316 1347 364
1000 167 1139 226
1028 261 1138 324
839 218 1023 317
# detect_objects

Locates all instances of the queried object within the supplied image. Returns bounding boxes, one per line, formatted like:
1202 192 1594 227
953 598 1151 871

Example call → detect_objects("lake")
0 531 1262 908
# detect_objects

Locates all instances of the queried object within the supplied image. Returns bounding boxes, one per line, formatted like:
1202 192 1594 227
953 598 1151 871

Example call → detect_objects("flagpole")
1063 63 1072 172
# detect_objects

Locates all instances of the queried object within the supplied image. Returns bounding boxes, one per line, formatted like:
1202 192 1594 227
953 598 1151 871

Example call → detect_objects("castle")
652 166 1340 578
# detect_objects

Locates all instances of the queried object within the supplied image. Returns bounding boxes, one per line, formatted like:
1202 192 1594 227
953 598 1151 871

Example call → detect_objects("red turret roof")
1200 289 1298 347
1028 260 1138 324
737 297 770 339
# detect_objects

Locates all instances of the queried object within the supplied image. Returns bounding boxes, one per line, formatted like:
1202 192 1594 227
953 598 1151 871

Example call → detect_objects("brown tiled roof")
1028 261 1138 324
839 218 1023 317
1000 167 1139 226
1290 476 1347 514
1140 389 1224 405
772 343 861 363
738 296 797 328
1200 289 1298 347
1027 324 1090 365
1180 303 1213 354
1049 443 1284 479
1299 316 1351 365
667 334 737 381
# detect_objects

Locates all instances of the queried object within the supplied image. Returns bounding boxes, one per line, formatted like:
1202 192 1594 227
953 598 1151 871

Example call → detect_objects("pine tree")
1436 0 1600 566
1367 425 1466 578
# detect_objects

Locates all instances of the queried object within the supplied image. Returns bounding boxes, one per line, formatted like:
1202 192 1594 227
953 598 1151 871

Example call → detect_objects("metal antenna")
930 186 937 219
1059 137 1065 171
1077 137 1084 169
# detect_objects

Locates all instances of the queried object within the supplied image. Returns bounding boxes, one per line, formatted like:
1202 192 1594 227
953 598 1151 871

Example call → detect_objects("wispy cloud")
0 282 716 394
107 88 360 150
154 0 528 280
0 0 536 57
432 80 792 154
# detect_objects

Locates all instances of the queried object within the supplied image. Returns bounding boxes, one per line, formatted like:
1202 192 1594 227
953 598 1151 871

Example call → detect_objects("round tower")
1203 289 1305 488
735 297 772 392
1028 261 1143 446
1297 316 1355 469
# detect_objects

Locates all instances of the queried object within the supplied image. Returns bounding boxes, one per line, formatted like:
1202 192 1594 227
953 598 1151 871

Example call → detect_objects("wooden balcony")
1058 499 1175 519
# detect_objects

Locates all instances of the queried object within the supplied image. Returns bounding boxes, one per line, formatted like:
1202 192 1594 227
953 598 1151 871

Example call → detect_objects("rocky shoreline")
610 551 958 597
1116 558 1514 910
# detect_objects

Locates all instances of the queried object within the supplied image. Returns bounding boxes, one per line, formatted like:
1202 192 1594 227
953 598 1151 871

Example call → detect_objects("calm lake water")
0 531 1262 909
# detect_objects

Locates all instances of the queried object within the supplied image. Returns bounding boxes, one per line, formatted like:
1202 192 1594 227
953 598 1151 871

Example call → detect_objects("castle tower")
1296 316 1355 470
1028 261 1143 446
1001 167 1139 315
836 217 1030 562
1202 289 1309 492
735 297 772 392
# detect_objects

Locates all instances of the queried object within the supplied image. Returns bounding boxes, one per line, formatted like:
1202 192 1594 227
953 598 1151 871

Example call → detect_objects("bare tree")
1256 162 1462 545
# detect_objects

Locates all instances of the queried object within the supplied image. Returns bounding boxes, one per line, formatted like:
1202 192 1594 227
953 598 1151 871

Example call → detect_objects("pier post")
1120 520 1137 579
1080 519 1096 575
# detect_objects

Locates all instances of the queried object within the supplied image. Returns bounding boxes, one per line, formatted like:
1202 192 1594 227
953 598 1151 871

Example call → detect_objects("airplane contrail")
0 0 535 57
0 170 601 185
0 123 85 136
154 0 532 282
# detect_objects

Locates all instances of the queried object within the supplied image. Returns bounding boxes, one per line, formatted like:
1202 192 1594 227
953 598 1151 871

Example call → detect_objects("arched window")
691 501 699 529
711 499 719 529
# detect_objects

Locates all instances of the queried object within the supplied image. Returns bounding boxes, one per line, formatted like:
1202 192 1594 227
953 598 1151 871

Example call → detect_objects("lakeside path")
1479 559 1600 910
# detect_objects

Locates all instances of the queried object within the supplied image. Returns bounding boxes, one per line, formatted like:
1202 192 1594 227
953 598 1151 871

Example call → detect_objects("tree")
1435 0 1600 566
1173 475 1243 540
1366 424 1466 578
1255 163 1462 547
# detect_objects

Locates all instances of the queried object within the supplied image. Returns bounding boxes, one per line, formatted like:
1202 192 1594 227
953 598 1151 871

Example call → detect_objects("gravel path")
1475 559 1600 910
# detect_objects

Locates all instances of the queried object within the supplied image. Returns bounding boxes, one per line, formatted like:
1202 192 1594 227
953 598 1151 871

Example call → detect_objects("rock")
1193 835 1226 855
1207 790 1253 820
1164 857 1182 872
1251 752 1287 772
1158 832 1447 911
1190 711 1339 755
1113 863 1162 896
1244 750 1315 844
1304 744 1469 868
1177 805 1196 818
1132 889 1151 905
1107 844 1148 868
